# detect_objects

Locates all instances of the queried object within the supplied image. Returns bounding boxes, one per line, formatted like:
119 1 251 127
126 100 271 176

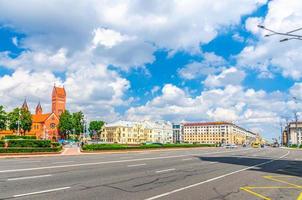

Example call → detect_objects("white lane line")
7 174 52 181
182 158 193 161
52 161 75 164
127 163 146 167
0 148 254 173
123 156 133 159
156 168 176 173
144 151 290 200
13 186 70 198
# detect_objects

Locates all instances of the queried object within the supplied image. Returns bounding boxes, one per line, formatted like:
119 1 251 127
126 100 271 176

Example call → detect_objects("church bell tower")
52 86 66 116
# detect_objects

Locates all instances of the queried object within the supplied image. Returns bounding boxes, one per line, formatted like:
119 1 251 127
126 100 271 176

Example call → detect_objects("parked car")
225 144 237 149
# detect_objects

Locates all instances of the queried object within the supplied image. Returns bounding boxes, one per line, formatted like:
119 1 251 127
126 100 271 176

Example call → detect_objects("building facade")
182 122 255 145
101 120 173 144
26 86 66 140
284 122 302 145
0 86 66 140
172 123 182 143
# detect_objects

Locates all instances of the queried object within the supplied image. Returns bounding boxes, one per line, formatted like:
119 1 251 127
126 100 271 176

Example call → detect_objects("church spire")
21 98 29 111
35 101 43 115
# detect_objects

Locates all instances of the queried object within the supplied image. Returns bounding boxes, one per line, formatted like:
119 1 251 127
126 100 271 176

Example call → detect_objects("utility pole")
293 97 300 146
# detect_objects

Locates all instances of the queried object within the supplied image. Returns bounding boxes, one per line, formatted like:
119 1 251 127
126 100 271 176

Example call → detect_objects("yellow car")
252 143 260 148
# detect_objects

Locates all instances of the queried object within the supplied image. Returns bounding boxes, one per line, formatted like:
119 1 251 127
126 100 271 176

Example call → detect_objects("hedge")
82 143 216 151
51 142 61 148
3 135 36 140
0 147 62 153
7 139 51 148
0 140 4 147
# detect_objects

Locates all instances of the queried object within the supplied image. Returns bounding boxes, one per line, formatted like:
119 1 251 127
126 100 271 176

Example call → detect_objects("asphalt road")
0 147 301 200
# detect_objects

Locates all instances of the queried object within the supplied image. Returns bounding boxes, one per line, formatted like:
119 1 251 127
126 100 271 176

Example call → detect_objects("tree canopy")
59 110 84 139
8 107 32 135
58 110 73 138
88 120 104 136
0 105 7 130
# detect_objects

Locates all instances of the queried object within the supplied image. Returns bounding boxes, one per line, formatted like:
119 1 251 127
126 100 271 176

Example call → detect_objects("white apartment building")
286 122 302 145
182 122 256 145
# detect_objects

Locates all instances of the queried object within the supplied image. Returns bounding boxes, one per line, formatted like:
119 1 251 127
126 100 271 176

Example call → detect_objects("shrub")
4 135 36 140
0 140 4 147
7 139 51 148
51 142 61 148
291 144 298 148
0 147 62 153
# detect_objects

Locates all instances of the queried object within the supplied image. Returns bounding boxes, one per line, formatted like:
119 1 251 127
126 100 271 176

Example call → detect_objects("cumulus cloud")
0 64 130 122
238 0 302 80
178 52 226 80
126 83 292 138
203 67 246 88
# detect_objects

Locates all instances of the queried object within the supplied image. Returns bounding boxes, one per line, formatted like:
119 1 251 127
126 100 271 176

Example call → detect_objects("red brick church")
21 86 66 140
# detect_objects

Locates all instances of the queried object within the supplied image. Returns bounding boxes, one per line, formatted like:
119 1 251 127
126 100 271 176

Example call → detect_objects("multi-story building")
284 122 302 145
172 123 182 143
182 122 255 145
101 120 173 144
144 121 173 144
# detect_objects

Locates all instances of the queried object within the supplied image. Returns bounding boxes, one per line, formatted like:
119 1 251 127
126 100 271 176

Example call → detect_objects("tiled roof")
183 121 232 126
32 113 51 123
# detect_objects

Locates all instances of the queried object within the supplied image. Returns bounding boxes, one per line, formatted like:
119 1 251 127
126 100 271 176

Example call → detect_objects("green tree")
72 111 84 135
8 107 32 135
0 105 7 130
89 120 104 137
20 108 32 135
58 110 73 139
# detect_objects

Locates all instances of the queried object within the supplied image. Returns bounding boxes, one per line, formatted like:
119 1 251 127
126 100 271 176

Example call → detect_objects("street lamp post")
257 25 302 42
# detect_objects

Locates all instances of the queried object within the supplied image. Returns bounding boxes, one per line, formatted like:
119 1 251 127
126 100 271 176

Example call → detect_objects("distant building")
26 86 66 140
0 86 66 140
182 122 255 145
172 123 182 143
284 122 302 145
101 120 173 144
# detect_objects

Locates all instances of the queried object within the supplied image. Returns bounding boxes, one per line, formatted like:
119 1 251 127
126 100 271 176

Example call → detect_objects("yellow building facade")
101 121 173 144
182 122 255 145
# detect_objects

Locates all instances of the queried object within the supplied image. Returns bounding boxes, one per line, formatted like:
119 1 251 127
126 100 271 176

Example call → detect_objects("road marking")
241 187 271 200
7 174 52 181
127 163 146 167
144 151 290 200
52 161 75 164
297 192 302 200
182 158 193 161
13 186 70 198
0 148 253 173
156 168 176 173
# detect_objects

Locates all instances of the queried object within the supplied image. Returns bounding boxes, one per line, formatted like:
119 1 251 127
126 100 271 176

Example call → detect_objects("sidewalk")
61 147 82 156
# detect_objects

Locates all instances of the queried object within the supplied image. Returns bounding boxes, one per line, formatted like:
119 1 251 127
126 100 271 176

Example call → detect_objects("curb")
80 146 217 154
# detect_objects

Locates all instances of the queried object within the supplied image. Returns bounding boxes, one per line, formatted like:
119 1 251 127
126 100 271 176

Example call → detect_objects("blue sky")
0 0 302 141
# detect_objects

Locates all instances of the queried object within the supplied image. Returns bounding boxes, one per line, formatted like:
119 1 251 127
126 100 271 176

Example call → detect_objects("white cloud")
203 67 246 88
0 0 266 69
151 86 160 95
126 83 292 139
178 52 226 80
92 28 133 48
0 48 68 72
238 0 302 80
12 37 18 46
0 64 130 122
